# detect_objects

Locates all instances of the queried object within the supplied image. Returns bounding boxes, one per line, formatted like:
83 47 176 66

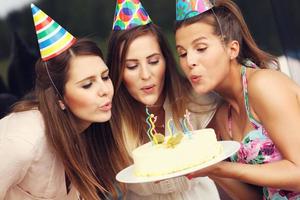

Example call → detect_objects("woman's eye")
197 47 207 52
149 60 159 65
82 82 92 89
126 64 138 70
102 75 110 81
178 52 187 58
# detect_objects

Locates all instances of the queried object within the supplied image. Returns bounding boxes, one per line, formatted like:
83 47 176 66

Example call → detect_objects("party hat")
112 0 152 31
31 4 76 61
176 0 213 21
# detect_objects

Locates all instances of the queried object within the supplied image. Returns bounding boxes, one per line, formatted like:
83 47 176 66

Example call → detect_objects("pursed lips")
98 101 112 111
190 75 202 83
141 84 155 93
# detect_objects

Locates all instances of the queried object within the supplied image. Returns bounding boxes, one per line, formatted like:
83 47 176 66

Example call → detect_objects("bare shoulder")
247 69 299 100
246 69 300 119
248 69 297 90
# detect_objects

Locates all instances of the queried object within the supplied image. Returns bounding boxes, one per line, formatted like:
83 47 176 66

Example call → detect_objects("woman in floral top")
174 0 300 199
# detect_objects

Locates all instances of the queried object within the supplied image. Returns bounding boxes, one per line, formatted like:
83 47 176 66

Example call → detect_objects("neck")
147 89 166 112
214 61 244 113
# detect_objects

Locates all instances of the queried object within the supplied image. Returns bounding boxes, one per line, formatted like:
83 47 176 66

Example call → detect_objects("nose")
140 64 151 80
186 51 197 69
97 80 112 97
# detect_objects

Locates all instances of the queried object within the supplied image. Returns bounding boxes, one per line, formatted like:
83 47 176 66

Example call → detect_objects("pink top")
0 110 78 200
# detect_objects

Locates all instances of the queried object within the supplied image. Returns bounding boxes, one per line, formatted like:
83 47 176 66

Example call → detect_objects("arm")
241 70 300 191
193 106 263 199
191 70 300 191
197 158 300 192
213 177 262 200
188 162 263 199
0 123 36 198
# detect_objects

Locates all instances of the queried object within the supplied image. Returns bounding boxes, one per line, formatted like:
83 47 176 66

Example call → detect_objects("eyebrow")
75 68 109 84
126 53 161 61
192 36 207 43
176 36 207 49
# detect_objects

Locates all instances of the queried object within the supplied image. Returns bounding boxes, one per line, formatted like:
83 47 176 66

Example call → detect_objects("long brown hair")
107 23 193 160
13 39 126 199
175 0 278 69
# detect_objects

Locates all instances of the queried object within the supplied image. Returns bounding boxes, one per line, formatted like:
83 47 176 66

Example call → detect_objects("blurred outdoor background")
0 0 300 118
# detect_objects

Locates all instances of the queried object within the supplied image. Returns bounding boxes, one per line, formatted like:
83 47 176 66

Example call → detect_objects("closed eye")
126 64 138 70
102 75 110 81
82 82 92 89
197 47 207 52
178 52 187 58
149 60 159 65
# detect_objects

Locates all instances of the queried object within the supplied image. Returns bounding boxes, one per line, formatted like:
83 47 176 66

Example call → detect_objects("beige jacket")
0 110 78 200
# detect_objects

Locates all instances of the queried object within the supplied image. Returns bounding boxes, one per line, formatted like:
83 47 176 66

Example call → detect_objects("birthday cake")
132 128 222 177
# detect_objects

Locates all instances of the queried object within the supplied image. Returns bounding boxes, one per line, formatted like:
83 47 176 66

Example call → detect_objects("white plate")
116 141 240 183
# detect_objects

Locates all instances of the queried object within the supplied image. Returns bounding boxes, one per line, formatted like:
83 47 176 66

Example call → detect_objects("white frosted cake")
132 128 222 176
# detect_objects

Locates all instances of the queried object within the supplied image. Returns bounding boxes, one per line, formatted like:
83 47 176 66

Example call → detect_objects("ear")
58 100 66 110
227 40 240 60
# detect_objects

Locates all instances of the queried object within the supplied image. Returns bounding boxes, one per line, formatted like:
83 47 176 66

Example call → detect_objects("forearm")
218 160 300 192
213 177 262 200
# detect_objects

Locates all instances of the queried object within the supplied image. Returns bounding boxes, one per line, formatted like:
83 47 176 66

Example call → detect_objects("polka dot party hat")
176 0 213 21
31 4 76 61
112 0 152 31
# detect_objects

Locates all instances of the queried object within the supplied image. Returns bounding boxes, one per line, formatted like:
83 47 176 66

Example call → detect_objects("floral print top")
229 65 300 200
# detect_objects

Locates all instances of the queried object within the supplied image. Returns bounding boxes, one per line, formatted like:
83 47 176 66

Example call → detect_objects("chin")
141 97 159 106
94 112 112 123
193 86 210 95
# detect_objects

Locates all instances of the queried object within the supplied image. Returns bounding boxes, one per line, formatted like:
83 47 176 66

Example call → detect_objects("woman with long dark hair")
107 0 220 199
0 4 126 200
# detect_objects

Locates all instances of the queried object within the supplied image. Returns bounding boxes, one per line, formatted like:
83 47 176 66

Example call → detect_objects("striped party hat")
112 0 152 31
176 0 213 21
31 4 76 61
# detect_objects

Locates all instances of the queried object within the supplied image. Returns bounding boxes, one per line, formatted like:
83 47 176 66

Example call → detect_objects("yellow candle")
167 118 173 137
149 114 158 144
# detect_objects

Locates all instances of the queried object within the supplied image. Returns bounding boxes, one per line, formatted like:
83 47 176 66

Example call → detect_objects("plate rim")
116 140 240 183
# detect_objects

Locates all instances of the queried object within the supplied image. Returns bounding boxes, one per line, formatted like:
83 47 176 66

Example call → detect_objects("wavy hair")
13 39 126 199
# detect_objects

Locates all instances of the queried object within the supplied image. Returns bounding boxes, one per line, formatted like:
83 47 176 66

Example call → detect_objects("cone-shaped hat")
176 0 213 21
112 0 152 30
31 4 76 61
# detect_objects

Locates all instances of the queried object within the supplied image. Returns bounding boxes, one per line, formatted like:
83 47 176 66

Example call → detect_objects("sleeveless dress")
228 65 300 200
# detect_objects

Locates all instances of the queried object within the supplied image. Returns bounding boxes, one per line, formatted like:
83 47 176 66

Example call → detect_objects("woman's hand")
186 161 225 180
